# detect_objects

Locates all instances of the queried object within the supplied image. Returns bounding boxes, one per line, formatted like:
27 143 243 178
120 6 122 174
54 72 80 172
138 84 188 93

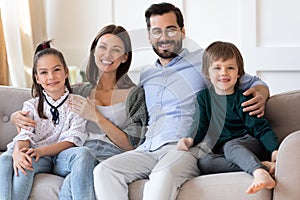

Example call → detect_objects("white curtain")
0 0 46 88
0 9 9 85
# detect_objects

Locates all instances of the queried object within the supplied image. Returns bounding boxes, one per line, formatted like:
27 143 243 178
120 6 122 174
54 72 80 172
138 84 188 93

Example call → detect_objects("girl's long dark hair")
32 40 72 119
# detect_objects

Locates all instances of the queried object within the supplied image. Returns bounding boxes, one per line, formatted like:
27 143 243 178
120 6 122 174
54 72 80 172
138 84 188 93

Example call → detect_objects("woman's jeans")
55 140 124 200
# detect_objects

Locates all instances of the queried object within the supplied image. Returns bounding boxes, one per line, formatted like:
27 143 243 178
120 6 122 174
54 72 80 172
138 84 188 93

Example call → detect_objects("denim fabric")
84 140 124 162
0 150 53 200
54 140 124 200
199 134 269 175
0 150 14 200
223 134 268 174
53 146 98 200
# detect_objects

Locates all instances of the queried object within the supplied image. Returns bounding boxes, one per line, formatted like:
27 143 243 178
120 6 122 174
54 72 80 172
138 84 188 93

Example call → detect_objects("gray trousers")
93 144 208 200
199 134 269 175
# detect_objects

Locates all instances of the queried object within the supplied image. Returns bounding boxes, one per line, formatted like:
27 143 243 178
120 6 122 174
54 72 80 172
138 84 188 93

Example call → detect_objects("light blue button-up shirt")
138 48 266 151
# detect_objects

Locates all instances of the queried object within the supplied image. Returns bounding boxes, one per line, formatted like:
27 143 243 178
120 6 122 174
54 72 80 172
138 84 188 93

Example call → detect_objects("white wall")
45 0 300 95
45 0 113 70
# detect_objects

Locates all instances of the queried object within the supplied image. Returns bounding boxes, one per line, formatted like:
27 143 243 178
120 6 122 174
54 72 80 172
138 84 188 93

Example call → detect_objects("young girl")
177 41 279 194
0 40 87 200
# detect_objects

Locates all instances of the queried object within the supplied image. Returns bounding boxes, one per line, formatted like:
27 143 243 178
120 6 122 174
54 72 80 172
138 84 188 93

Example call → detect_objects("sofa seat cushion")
29 174 63 200
92 172 271 200
128 179 146 200
176 172 272 200
29 174 147 200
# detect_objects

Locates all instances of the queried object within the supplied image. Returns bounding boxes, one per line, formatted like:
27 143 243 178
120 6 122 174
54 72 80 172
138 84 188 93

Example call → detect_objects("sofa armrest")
273 130 300 200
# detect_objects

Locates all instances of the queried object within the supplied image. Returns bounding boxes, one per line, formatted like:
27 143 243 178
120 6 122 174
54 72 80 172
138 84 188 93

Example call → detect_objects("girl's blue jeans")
0 140 123 200
0 150 53 200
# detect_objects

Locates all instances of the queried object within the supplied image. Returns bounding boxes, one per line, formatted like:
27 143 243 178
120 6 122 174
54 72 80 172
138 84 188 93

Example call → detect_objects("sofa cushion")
29 174 146 200
128 179 146 200
29 174 64 200
265 90 300 143
176 172 271 200
0 86 31 151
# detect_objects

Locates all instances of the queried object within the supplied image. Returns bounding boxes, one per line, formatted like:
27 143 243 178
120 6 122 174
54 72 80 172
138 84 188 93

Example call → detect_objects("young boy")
177 41 279 194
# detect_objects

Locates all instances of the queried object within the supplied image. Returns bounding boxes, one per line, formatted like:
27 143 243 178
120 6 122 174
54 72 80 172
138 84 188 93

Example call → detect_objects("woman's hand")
177 138 194 151
12 148 33 176
69 95 97 122
11 111 36 132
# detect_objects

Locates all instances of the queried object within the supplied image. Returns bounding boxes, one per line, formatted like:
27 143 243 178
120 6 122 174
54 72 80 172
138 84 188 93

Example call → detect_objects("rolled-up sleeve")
58 113 88 147
239 73 268 90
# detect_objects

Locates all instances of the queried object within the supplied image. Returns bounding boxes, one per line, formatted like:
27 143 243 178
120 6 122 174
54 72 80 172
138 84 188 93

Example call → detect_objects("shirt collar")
42 88 70 106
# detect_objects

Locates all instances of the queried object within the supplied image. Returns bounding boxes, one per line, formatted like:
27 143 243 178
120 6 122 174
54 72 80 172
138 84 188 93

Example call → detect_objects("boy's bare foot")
246 168 276 194
262 161 276 176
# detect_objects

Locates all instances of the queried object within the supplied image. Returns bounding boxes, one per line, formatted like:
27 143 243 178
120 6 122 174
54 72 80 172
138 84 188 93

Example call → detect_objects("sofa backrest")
0 86 31 151
1 85 299 151
265 89 300 143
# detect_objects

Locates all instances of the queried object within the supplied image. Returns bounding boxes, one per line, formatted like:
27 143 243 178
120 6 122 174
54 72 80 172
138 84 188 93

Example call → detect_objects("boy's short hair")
202 41 245 86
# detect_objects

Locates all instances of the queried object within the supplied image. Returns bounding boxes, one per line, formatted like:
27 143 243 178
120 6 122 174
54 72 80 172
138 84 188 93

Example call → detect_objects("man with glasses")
94 2 270 200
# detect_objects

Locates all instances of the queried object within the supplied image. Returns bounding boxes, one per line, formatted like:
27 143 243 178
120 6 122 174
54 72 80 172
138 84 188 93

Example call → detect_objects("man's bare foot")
246 168 276 194
262 161 276 176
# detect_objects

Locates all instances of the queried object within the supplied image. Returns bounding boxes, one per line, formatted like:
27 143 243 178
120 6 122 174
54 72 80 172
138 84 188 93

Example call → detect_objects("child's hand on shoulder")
177 138 194 151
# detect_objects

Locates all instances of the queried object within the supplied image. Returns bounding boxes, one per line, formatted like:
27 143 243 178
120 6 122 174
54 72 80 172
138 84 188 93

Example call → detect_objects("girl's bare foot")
246 168 276 194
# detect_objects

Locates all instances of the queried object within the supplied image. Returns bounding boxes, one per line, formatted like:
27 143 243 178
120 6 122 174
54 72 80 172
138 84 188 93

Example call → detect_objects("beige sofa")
1 85 300 200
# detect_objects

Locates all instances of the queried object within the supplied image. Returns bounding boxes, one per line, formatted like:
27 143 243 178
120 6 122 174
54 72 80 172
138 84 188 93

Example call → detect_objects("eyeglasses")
149 26 181 39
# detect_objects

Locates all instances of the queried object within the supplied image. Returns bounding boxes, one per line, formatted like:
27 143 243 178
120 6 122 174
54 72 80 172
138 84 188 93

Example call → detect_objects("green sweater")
71 82 148 149
193 88 279 154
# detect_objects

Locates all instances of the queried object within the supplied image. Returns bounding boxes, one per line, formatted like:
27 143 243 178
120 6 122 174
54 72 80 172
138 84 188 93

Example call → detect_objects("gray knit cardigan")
71 82 148 149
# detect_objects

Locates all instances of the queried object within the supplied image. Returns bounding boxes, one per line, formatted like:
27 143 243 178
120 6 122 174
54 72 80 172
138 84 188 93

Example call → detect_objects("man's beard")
152 39 183 59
